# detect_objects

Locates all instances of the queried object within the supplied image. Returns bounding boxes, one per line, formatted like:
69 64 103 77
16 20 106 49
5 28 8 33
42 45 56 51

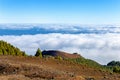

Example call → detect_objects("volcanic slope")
0 56 120 80
0 40 120 80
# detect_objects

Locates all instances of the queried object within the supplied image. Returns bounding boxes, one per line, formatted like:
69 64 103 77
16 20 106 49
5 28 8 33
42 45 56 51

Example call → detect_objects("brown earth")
42 50 81 58
0 56 120 80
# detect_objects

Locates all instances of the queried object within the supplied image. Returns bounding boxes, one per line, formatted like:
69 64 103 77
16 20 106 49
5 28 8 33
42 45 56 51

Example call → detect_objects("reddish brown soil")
42 50 81 58
0 56 120 80
55 50 81 58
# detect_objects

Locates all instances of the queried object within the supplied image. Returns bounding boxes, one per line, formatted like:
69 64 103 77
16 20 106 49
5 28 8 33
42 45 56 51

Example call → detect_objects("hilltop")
42 50 81 58
0 40 120 80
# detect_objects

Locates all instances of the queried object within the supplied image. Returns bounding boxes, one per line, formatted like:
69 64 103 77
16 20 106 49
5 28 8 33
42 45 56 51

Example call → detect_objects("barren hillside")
0 56 120 80
42 50 81 58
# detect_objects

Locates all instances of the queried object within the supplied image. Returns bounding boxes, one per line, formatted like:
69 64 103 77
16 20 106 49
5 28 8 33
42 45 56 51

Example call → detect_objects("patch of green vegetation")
65 57 101 68
55 56 63 60
107 61 120 66
0 40 27 56
64 57 116 73
107 61 120 73
113 66 120 73
35 48 42 58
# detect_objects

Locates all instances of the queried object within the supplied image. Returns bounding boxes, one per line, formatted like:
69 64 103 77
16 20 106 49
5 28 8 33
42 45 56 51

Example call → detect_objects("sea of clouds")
0 24 120 65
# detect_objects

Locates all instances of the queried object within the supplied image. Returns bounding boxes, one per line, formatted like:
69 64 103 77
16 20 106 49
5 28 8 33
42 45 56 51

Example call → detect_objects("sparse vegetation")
0 40 120 80
107 61 120 73
112 66 120 73
55 56 63 60
0 56 120 80
65 57 101 68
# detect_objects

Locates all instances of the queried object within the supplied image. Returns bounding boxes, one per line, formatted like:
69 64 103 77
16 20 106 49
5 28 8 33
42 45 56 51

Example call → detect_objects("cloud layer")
0 24 120 35
0 33 120 64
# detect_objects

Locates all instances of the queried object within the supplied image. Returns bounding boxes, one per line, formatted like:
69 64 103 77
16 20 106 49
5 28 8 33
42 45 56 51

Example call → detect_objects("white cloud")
1 24 120 34
0 33 120 65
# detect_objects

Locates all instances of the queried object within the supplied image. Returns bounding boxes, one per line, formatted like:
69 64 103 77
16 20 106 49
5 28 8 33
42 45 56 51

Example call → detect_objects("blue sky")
0 0 120 24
